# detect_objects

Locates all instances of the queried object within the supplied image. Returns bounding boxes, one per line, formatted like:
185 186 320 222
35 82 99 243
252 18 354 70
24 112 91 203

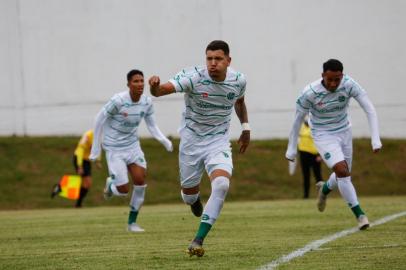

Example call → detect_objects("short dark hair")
323 59 343 72
206 40 230 56
127 69 144 82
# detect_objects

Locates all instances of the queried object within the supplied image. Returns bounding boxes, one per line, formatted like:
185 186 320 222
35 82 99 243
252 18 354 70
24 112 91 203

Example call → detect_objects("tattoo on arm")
235 97 248 123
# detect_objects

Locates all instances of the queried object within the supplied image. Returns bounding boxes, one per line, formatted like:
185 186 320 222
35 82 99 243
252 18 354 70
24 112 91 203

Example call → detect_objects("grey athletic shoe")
357 215 370 230
103 177 113 200
187 238 204 257
316 181 327 212
190 197 203 217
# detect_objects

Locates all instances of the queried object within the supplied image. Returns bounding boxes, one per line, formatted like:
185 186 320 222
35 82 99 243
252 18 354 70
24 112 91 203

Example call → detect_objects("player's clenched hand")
148 76 160 87
238 130 250 154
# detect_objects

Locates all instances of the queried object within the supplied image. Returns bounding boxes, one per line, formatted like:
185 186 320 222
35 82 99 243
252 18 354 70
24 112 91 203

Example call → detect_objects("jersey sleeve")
347 77 366 98
237 73 247 98
295 89 312 113
103 94 122 116
168 71 198 93
145 97 154 117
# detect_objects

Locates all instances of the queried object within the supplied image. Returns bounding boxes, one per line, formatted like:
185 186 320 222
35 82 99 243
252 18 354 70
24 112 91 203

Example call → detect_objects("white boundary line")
257 211 406 270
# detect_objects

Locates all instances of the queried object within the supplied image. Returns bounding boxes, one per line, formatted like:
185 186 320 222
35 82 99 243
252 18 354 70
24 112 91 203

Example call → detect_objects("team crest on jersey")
338 96 346 102
202 92 209 98
227 92 235 100
324 152 331 160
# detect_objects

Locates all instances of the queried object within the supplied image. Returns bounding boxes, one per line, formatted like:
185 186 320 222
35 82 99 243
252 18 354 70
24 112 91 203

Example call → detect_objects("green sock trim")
322 182 332 195
128 210 139 224
351 204 365 218
195 222 212 240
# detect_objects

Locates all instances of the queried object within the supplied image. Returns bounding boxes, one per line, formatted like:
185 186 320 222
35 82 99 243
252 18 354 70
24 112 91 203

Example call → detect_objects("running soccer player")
286 59 382 230
148 40 250 257
90 69 173 232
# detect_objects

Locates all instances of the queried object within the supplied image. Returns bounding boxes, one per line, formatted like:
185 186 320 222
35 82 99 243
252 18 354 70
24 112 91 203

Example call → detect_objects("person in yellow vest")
298 118 322 198
73 129 101 207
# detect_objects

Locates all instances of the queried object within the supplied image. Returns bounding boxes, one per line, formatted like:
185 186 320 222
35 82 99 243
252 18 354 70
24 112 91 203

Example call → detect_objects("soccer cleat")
127 223 145 233
357 215 370 230
50 184 61 198
103 177 113 200
190 197 203 217
187 238 204 257
316 181 327 212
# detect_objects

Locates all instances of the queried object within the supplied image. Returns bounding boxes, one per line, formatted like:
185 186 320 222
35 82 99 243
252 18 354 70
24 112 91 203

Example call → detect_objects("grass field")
1 137 406 209
1 196 405 270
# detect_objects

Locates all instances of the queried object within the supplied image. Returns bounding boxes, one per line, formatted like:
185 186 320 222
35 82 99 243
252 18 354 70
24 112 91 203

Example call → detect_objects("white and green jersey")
296 75 366 134
102 92 153 151
169 66 246 139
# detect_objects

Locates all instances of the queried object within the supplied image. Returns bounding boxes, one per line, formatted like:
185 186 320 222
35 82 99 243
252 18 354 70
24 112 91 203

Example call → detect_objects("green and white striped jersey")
169 66 246 138
296 75 366 134
102 92 153 150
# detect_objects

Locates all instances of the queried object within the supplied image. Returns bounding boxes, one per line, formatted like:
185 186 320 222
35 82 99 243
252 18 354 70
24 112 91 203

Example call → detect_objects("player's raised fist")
148 76 160 87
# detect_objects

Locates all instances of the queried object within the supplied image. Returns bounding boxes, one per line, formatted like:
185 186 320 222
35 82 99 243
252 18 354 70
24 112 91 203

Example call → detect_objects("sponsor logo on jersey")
227 92 235 100
122 112 128 117
123 121 139 127
202 92 209 98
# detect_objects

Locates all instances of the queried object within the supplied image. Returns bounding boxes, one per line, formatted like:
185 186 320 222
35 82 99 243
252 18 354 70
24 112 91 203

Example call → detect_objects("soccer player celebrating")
286 59 382 230
149 40 250 256
90 69 173 232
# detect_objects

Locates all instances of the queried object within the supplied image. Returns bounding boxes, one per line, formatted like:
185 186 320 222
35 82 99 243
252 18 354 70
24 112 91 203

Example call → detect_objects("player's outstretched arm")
355 94 382 152
235 96 250 154
149 76 176 97
90 110 107 160
286 110 307 161
144 113 173 152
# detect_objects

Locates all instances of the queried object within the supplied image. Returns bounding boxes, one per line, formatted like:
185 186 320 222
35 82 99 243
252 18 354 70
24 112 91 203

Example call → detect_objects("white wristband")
241 122 251 131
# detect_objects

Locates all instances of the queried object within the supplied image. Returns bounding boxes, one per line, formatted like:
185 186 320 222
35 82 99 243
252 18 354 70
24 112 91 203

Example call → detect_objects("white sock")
201 176 230 225
337 176 359 208
110 184 128 197
181 191 199 205
130 184 147 211
326 173 338 190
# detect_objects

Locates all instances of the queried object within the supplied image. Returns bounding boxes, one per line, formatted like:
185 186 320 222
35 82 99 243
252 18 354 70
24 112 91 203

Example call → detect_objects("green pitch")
1 197 405 270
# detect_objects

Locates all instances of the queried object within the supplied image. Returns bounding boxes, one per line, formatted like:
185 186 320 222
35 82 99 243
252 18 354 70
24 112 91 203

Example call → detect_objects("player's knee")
333 161 350 178
212 176 230 194
181 191 199 205
116 184 129 194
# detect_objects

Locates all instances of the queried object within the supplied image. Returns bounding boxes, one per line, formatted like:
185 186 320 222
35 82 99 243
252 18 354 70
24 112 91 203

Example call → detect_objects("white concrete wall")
1 0 405 138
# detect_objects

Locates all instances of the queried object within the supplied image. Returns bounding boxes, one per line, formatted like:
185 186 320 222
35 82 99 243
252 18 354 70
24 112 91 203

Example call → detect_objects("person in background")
298 117 322 199
90 69 173 233
286 59 382 230
73 129 101 208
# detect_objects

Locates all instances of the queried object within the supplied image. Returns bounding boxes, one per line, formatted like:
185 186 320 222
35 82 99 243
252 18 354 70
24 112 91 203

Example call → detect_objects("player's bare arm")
235 96 250 154
148 76 176 97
